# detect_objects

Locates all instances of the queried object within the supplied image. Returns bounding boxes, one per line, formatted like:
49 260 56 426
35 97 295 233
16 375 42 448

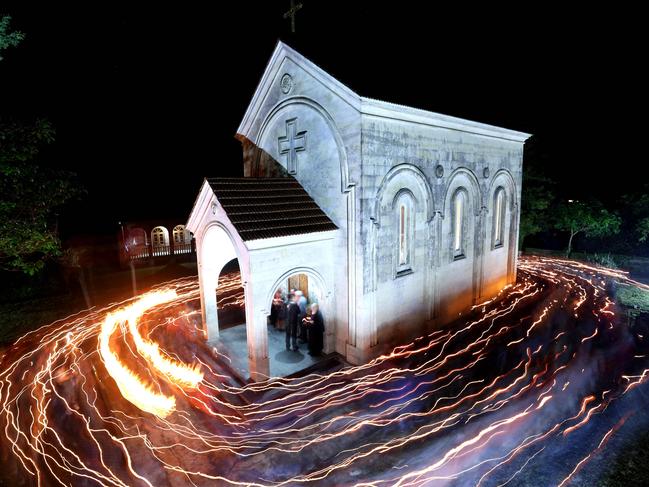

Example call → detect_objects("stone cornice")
245 229 338 250
360 98 531 143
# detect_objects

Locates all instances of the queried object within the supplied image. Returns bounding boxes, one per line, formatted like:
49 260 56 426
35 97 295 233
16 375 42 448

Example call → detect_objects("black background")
1 2 641 237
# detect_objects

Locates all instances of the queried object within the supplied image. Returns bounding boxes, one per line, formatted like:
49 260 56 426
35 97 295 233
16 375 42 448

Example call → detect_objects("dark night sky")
0 3 642 238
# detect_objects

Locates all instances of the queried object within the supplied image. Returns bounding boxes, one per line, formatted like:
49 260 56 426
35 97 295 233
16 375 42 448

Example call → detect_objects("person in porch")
270 289 285 330
307 303 325 356
295 290 308 341
286 293 300 352
301 305 313 342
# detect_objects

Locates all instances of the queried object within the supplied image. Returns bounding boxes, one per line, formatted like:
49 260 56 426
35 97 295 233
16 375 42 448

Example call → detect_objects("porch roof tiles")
206 177 338 241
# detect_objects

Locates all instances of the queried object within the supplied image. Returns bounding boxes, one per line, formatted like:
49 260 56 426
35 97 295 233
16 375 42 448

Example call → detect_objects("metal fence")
128 241 195 260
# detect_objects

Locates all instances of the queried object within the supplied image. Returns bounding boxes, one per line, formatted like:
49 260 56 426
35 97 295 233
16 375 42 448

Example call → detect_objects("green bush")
586 253 619 269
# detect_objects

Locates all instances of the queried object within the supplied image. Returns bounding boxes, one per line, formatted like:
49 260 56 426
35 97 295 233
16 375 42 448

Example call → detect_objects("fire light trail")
1 256 649 486
98 289 203 418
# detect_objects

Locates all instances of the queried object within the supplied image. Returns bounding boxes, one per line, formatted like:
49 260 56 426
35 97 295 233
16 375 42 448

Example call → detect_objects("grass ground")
600 428 649 486
0 293 85 345
0 261 197 348
617 284 649 316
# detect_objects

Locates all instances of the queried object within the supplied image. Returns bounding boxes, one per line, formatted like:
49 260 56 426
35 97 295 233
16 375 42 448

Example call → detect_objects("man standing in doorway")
286 293 300 352
296 290 308 341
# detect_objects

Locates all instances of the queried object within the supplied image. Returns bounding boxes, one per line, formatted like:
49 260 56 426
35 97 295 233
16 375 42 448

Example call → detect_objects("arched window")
151 226 169 247
452 189 467 259
173 225 188 244
399 203 410 265
492 188 506 248
395 191 414 275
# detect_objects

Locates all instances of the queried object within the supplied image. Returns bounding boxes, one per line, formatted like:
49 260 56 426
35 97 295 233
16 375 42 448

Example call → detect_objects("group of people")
270 289 325 356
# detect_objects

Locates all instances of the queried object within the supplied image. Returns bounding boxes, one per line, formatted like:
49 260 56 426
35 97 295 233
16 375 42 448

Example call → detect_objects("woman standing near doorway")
307 303 324 356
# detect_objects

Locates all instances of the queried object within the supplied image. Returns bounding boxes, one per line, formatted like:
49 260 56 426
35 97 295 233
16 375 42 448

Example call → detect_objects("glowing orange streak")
98 292 177 418
526 306 550 337
580 326 599 344
123 291 203 389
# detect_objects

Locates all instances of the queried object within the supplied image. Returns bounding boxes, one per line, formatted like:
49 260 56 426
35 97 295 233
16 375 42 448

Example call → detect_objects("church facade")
187 42 530 379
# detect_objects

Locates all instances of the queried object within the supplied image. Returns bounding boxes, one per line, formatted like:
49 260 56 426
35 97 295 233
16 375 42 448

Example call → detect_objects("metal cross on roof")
283 0 303 33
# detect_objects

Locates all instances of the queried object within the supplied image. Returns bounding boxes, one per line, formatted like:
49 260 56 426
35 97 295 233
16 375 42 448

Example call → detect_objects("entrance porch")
214 323 324 380
187 177 339 381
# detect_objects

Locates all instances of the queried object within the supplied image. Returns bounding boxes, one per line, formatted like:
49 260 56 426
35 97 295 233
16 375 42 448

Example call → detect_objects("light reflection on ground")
1 256 649 486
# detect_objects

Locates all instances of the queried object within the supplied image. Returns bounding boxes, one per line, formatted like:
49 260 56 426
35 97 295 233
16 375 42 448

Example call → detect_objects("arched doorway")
215 258 246 330
198 224 255 378
199 225 241 339
264 268 332 377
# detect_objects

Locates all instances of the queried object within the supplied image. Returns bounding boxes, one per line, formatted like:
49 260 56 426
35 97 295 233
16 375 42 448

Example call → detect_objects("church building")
187 42 530 380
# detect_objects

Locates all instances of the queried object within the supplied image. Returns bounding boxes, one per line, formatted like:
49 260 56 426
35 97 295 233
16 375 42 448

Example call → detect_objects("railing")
151 244 171 257
130 246 151 260
127 241 195 261
173 242 193 255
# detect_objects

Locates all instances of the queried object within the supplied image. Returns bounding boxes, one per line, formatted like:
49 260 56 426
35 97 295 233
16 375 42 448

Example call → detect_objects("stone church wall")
359 114 523 349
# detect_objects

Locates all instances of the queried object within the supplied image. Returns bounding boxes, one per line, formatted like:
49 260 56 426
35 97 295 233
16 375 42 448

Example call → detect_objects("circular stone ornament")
435 164 444 178
211 202 218 215
483 167 490 179
280 73 294 94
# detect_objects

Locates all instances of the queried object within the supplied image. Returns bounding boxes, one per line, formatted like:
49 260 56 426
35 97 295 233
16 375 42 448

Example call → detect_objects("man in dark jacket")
286 293 300 351
307 303 325 356
296 290 307 341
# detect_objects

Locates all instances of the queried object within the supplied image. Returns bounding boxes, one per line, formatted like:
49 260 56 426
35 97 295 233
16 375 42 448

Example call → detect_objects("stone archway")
440 167 483 318
264 267 332 317
486 169 519 289
370 164 435 350
261 266 334 376
198 224 245 341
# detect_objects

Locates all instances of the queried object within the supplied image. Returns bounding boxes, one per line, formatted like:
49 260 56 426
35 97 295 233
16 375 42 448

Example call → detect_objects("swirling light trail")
1 256 649 486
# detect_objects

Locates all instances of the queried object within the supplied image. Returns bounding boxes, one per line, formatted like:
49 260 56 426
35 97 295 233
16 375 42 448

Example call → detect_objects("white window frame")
452 189 467 261
394 191 415 277
492 188 506 249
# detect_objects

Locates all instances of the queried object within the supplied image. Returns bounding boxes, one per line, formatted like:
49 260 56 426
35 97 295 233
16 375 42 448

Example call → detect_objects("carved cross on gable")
278 118 307 175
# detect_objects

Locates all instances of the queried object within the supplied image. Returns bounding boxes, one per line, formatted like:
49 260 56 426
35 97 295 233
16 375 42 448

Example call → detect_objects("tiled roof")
206 177 338 241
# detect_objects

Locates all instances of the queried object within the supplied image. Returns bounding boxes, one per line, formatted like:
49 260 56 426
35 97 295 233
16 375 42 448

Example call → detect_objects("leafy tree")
553 200 621 258
637 217 649 243
0 16 83 275
1 22 82 276
0 15 24 61
621 185 649 244
518 135 559 249
519 162 555 249
1 119 83 275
